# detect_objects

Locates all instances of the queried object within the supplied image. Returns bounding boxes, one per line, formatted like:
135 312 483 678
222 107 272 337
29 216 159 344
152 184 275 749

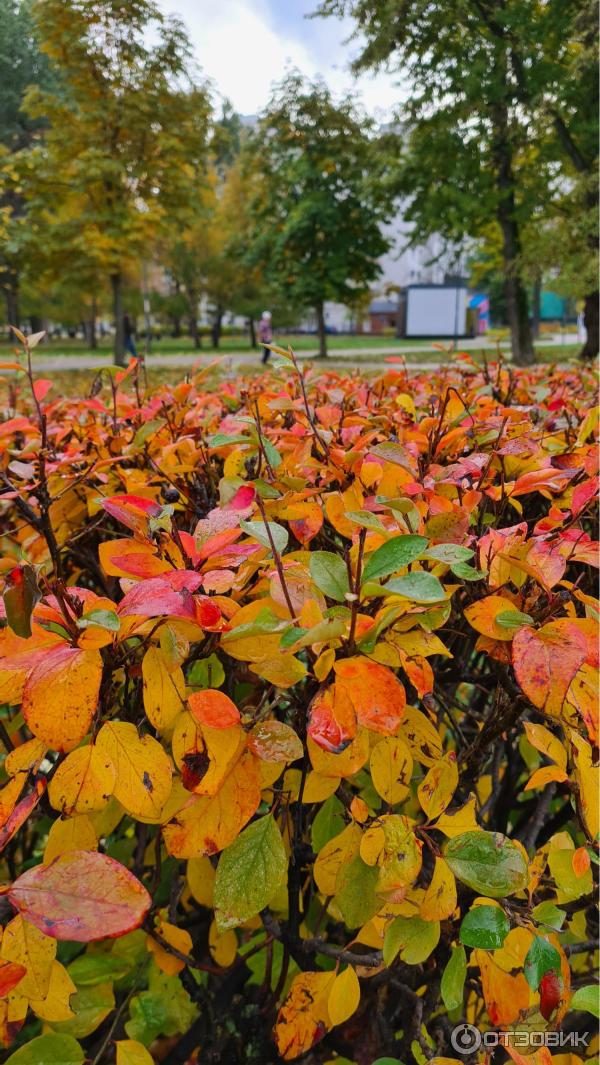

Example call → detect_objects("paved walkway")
28 334 579 372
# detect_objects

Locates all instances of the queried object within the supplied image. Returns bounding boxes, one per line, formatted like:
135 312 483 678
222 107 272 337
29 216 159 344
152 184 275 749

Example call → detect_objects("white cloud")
159 0 401 118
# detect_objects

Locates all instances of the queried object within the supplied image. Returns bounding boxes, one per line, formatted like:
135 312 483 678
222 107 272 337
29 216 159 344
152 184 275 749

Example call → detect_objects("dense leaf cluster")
0 335 596 1064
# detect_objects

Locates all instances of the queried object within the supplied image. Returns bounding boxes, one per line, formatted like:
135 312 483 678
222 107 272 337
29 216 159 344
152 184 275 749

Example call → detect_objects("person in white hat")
258 311 273 364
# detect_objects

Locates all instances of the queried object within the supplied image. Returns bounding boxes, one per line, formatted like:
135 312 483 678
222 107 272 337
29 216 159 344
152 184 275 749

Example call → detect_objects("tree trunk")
90 296 97 349
491 95 534 366
248 317 257 349
531 275 541 339
211 307 223 349
316 301 327 358
111 272 125 367
580 290 599 360
4 274 20 331
188 289 201 349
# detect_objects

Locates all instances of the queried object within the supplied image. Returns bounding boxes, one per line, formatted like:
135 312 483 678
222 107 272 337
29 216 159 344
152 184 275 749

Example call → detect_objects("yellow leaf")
464 595 518 641
28 960 76 1022
570 733 599 840
249 654 307 688
314 647 335 681
4 738 46 778
399 705 442 766
307 730 369 779
302 771 339 803
524 765 568 791
360 815 422 895
43 815 98 863
96 721 172 822
147 920 193 976
434 794 480 837
22 646 103 752
0 915 56 999
420 858 457 920
187 856 215 907
327 966 360 1026
142 646 185 731
116 1040 155 1065
418 753 458 819
208 919 237 966
370 736 413 804
314 823 362 896
48 744 116 815
523 722 567 769
275 971 335 1060
172 711 246 796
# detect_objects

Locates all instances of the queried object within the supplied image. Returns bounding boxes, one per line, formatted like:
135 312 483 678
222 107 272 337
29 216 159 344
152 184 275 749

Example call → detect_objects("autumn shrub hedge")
0 331 596 1065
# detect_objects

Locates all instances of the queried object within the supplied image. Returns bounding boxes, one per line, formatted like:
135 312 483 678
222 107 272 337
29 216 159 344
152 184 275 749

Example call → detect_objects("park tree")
245 73 391 358
23 0 211 364
318 0 598 365
0 0 57 328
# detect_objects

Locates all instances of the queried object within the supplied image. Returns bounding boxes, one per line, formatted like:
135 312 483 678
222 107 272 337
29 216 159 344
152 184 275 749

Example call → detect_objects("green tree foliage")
244 72 391 357
0 0 56 326
318 0 599 364
22 0 212 364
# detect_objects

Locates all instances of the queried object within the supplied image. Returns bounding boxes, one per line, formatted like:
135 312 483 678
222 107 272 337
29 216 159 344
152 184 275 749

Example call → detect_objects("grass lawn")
0 345 585 402
0 333 434 357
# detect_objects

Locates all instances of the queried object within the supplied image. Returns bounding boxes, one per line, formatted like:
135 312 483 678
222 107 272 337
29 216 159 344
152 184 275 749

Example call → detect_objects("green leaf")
52 982 115 1039
383 916 440 966
569 985 600 1018
239 518 288 555
524 935 562 990
133 419 163 447
385 571 446 603
214 815 287 931
186 653 225 690
68 953 131 987
311 795 345 853
309 550 350 602
5 1034 84 1065
280 625 308 648
335 856 380 929
459 905 510 949
532 901 566 931
441 944 467 1012
345 510 386 532
362 535 428 583
262 438 282 468
451 562 486 580
424 544 473 565
444 831 528 898
496 610 534 629
77 608 121 632
125 969 197 1045
207 432 249 447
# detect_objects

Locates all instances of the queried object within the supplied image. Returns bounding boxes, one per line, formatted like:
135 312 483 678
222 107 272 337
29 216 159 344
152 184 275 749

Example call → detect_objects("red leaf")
0 959 27 997
0 779 46 853
32 379 52 402
101 494 162 537
117 571 204 619
539 970 562 1021
8 850 152 942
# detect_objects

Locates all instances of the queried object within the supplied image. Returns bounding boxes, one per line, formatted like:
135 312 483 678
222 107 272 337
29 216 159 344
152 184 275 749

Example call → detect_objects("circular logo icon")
451 1023 482 1054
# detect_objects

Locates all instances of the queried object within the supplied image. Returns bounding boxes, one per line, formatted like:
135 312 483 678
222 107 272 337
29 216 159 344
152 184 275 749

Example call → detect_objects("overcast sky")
159 0 401 118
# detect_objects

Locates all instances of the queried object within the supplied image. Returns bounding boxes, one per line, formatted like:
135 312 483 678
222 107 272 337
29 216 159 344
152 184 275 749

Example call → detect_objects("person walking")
258 310 273 364
123 312 137 358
